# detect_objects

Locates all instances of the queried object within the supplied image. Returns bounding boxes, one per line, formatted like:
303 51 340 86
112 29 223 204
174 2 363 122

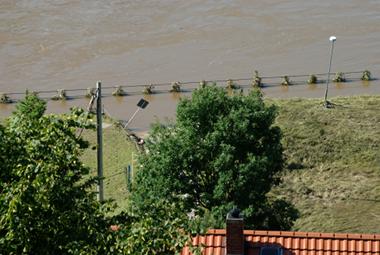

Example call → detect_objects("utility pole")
96 81 104 202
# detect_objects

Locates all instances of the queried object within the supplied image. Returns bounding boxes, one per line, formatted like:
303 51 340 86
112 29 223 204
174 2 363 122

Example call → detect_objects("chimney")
226 208 244 255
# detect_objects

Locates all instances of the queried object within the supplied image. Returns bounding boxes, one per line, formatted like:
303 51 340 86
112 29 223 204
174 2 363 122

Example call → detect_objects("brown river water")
1 0 380 133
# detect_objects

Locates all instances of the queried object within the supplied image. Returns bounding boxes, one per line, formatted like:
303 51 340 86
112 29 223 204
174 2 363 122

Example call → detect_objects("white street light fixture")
124 98 149 128
324 36 337 107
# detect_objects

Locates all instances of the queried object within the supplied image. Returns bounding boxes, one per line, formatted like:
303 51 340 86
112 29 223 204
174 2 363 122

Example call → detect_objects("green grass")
81 96 380 233
270 96 380 233
81 121 138 212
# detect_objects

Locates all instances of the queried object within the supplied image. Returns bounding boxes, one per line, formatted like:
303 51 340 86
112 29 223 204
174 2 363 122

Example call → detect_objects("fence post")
126 165 132 192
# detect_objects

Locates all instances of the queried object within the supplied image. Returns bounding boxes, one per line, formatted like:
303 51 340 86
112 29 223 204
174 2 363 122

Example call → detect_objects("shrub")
361 70 372 81
333 72 346 82
281 76 292 86
51 89 67 100
112 86 127 96
199 80 208 88
252 70 263 87
0 93 12 104
86 87 96 98
226 79 239 89
143 84 154 95
307 74 318 84
170 82 181 93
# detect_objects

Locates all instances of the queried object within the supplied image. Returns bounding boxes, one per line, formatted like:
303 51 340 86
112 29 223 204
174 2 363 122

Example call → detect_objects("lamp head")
329 36 337 42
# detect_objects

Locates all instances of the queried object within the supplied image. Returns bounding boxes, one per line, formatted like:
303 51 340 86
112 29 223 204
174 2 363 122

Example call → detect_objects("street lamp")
124 98 149 128
324 36 337 108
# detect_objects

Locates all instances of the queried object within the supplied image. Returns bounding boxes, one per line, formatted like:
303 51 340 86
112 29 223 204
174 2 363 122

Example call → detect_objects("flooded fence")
0 70 373 104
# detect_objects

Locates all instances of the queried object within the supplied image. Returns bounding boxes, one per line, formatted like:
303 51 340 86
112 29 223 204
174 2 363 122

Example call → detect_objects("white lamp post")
324 36 337 108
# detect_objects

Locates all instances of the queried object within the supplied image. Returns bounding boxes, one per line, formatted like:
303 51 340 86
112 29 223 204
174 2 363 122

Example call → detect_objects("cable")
107 171 124 179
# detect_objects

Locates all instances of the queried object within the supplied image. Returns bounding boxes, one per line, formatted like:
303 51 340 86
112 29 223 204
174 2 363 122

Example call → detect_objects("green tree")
0 94 121 254
116 199 201 255
132 86 298 229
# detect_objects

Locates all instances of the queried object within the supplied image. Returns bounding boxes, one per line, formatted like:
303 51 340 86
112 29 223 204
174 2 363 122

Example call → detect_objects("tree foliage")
0 94 121 254
132 86 298 229
0 94 197 255
116 199 201 255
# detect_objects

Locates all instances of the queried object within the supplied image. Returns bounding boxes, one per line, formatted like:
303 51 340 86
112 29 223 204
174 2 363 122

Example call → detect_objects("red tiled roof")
181 229 380 255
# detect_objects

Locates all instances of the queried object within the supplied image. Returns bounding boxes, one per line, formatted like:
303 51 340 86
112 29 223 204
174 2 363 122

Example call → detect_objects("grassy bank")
271 96 380 234
82 96 380 233
81 122 138 212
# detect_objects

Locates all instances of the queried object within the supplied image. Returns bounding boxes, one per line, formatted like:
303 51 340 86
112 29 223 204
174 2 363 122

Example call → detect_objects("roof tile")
316 238 324 250
308 238 316 250
373 240 379 252
340 239 348 251
348 239 356 252
285 237 292 247
324 238 331 250
300 238 308 250
182 229 380 255
292 237 300 249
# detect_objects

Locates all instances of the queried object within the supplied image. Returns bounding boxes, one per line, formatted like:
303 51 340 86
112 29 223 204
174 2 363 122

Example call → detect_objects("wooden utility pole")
96 81 104 202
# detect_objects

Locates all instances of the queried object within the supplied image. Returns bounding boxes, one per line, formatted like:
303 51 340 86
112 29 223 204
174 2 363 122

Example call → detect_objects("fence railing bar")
0 70 369 96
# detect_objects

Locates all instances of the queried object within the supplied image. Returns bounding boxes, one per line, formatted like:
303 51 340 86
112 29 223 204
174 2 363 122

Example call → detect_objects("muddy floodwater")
1 0 380 132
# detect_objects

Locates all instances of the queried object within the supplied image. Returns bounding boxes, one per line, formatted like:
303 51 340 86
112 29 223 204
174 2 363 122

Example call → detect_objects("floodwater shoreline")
1 81 379 135
2 0 380 130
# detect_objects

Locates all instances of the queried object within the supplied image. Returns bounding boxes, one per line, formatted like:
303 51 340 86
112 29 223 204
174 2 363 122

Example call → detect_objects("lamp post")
124 98 149 129
324 36 337 108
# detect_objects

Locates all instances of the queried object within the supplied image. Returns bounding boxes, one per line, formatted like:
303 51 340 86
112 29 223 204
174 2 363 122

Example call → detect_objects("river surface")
1 0 380 132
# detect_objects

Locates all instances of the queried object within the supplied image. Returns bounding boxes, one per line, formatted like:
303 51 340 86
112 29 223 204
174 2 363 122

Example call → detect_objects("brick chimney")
226 208 244 255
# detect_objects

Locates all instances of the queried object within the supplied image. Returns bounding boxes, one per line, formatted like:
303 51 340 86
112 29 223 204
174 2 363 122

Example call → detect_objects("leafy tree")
132 86 298 229
116 199 201 255
0 94 121 254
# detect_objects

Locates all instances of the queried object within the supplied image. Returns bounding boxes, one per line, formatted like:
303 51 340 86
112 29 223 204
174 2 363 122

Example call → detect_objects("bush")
281 76 292 86
307 74 318 84
51 89 67 100
0 93 12 104
333 72 346 82
361 70 371 81
252 70 263 88
112 86 127 96
226 79 239 89
170 82 181 93
143 84 154 95
86 87 96 98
